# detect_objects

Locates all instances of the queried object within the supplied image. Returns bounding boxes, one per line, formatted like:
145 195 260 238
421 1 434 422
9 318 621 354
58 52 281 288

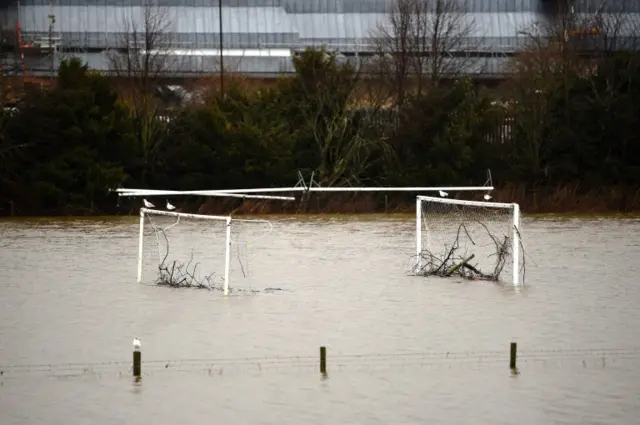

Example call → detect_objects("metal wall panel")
8 0 640 13
4 0 639 76
16 6 295 33
18 50 512 76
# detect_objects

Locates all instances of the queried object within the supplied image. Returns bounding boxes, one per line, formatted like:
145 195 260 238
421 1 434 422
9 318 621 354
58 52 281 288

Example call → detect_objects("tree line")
1 0 639 215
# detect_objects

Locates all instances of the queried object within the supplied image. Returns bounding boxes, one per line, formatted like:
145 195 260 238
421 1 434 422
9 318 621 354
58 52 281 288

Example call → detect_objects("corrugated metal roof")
11 0 640 14
16 5 640 43
17 6 296 33
288 11 541 41
7 4 640 74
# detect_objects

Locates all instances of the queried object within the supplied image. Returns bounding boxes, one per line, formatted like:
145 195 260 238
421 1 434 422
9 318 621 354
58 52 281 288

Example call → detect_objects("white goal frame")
138 208 250 295
415 196 521 285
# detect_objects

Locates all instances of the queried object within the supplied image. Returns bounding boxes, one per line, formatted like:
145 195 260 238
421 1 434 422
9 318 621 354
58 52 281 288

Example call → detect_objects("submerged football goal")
137 208 274 295
414 196 524 285
118 170 516 292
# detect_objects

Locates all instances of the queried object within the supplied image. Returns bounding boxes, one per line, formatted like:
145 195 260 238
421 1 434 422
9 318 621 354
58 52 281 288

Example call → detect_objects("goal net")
137 208 273 294
414 196 524 285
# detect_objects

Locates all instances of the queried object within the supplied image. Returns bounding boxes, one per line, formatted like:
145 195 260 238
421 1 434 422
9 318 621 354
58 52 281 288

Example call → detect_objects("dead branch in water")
150 217 216 289
414 221 512 281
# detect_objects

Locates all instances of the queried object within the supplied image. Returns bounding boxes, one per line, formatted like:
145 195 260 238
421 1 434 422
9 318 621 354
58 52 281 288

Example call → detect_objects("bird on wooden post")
133 337 142 378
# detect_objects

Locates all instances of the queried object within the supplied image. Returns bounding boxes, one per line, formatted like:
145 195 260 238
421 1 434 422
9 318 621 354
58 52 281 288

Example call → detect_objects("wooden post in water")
133 338 141 377
320 346 327 376
510 342 517 370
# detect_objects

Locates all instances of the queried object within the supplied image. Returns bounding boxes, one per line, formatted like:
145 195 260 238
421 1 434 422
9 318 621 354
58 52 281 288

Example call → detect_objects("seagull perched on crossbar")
166 200 176 210
143 199 155 208
439 190 448 197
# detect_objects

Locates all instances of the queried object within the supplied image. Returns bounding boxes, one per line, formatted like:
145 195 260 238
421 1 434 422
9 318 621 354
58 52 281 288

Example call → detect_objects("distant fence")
354 106 515 146
2 345 640 379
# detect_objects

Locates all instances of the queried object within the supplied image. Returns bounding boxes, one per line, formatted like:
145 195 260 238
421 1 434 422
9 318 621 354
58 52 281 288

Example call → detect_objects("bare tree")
305 61 368 186
412 0 479 88
107 4 178 184
506 4 583 182
507 0 640 182
372 0 479 106
293 50 389 190
372 0 415 106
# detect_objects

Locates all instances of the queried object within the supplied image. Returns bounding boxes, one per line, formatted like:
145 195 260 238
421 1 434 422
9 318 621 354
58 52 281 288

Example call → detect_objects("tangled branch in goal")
152 217 217 290
415 222 512 281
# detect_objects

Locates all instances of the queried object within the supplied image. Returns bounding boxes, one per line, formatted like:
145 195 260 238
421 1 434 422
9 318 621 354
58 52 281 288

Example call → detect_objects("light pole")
218 0 224 95
48 13 55 80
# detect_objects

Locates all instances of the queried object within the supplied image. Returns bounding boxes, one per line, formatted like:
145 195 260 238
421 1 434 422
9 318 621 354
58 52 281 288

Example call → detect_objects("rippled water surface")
2 214 640 424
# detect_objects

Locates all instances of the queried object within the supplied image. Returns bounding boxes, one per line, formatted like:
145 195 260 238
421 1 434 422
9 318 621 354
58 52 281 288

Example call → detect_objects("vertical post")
510 342 517 370
133 338 141 377
416 197 422 272
320 346 327 375
223 216 231 296
137 209 145 283
48 14 54 80
218 0 224 94
512 203 520 286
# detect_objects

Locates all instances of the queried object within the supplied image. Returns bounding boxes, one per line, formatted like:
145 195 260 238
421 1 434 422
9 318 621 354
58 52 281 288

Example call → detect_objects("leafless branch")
107 5 177 84
298 51 386 188
371 0 481 106
148 216 215 289
414 221 514 282
107 4 179 182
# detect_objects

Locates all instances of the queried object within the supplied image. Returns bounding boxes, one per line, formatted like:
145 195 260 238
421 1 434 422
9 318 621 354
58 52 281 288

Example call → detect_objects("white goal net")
414 196 524 285
137 208 273 294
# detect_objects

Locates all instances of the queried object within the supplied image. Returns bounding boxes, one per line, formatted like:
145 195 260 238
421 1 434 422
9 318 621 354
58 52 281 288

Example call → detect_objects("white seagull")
166 200 176 210
439 190 448 197
484 193 492 201
133 337 141 351
143 199 155 208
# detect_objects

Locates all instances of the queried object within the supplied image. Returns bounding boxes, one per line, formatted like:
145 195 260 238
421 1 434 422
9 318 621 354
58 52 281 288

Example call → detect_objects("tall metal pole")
218 0 224 95
48 15 54 80
48 0 56 80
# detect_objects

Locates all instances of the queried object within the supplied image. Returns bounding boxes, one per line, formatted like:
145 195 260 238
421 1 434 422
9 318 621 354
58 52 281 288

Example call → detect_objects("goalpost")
119 171 506 291
415 196 522 285
137 208 272 295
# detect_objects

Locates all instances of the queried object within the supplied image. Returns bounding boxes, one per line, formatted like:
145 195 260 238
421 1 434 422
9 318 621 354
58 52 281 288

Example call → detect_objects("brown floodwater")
1 214 640 424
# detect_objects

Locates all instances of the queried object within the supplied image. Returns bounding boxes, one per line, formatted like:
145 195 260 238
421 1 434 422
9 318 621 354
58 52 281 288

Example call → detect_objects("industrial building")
1 0 639 80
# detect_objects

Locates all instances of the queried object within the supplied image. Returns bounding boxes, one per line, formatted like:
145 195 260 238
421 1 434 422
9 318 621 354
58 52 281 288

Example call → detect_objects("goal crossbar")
416 195 515 209
415 196 521 285
140 207 229 221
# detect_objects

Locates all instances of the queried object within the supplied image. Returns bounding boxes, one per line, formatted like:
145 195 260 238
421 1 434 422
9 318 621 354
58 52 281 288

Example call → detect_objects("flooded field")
1 214 640 424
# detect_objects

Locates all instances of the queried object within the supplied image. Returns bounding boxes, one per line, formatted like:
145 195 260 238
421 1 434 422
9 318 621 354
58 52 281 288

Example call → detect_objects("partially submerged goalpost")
415 196 523 285
139 208 227 294
136 208 278 296
118 171 525 294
